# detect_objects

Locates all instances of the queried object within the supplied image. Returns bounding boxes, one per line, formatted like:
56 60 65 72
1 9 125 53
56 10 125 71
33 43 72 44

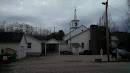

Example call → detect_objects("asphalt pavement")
0 55 130 73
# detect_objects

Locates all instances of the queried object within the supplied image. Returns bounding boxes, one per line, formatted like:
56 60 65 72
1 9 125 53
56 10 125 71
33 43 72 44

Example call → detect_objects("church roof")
64 25 87 38
60 40 68 45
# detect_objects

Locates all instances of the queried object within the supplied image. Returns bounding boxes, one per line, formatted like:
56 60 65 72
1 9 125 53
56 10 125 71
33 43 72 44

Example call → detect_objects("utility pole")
102 0 110 62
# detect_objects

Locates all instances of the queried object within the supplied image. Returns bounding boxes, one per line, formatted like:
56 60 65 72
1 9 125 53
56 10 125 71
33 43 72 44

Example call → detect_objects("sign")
100 48 103 59
100 49 103 55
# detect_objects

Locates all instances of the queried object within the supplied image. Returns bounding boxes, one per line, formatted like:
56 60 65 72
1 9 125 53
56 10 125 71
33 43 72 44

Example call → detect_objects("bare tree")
97 12 106 26
0 21 53 40
123 11 130 32
127 0 130 9
7 24 14 32
97 11 119 32
110 23 119 32
0 24 5 32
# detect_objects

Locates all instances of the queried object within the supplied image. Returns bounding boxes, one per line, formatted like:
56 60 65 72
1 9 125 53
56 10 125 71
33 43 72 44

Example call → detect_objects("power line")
108 5 129 24
108 5 130 31
108 5 129 22
108 5 126 15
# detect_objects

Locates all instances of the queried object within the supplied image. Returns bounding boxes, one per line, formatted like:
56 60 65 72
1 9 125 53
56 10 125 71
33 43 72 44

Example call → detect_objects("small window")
81 43 84 48
27 43 31 48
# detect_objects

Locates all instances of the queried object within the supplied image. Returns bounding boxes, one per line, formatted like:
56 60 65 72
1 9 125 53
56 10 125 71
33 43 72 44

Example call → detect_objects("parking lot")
0 55 130 73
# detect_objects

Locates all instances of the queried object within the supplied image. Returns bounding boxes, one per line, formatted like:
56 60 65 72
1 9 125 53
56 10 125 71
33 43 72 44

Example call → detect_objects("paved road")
0 55 130 73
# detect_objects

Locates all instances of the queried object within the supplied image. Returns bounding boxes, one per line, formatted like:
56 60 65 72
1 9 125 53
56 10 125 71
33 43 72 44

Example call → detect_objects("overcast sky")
0 0 128 33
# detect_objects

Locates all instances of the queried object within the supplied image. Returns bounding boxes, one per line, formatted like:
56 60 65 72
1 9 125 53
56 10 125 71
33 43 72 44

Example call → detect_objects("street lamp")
102 2 106 5
102 0 110 62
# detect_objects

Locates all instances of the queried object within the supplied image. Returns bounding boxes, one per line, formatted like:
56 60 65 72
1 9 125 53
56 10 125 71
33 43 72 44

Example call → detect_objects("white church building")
63 8 91 55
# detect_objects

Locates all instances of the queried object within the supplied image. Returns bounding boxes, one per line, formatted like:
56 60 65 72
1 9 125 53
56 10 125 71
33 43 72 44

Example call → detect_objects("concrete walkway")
0 55 130 73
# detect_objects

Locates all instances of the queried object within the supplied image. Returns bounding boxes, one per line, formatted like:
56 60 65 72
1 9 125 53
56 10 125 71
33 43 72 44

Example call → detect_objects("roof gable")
0 32 24 43
25 35 41 43
45 38 60 44
67 29 90 40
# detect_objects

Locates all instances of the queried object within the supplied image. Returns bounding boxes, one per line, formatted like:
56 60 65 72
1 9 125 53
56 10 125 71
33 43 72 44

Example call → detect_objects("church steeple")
74 8 77 20
71 8 80 31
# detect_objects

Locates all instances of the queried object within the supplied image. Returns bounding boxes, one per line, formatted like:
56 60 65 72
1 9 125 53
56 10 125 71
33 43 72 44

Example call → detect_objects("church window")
81 43 84 48
27 43 31 48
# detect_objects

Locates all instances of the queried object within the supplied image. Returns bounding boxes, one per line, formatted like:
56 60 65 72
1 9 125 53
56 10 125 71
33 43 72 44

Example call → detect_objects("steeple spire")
74 7 77 20
71 7 80 31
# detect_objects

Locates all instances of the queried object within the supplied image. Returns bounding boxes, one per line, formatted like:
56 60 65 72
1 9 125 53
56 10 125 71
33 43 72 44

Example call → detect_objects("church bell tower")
71 8 80 31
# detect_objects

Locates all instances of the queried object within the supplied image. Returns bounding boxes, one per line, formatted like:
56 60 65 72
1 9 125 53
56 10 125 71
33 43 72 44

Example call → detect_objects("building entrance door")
46 44 59 55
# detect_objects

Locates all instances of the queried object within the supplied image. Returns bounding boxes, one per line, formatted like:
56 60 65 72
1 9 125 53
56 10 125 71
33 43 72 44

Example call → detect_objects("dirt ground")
0 55 130 73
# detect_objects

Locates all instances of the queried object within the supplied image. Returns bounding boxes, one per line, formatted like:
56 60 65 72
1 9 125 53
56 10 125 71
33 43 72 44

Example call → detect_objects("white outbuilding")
0 32 26 59
0 32 44 59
